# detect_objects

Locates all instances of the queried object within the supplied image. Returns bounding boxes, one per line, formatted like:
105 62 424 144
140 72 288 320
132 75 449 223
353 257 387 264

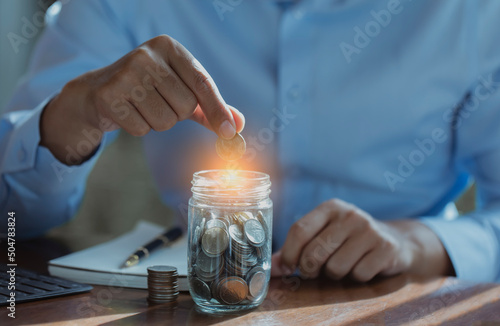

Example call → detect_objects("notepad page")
49 221 188 276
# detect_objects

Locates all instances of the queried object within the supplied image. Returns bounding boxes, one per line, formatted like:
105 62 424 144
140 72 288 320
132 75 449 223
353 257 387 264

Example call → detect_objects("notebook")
48 221 188 291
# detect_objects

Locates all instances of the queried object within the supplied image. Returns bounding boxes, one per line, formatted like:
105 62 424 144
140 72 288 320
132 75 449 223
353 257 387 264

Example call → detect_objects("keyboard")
0 264 92 305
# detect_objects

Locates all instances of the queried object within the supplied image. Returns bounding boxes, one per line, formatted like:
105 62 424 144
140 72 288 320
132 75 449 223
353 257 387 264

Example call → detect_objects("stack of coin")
226 223 257 277
147 265 179 304
190 210 270 305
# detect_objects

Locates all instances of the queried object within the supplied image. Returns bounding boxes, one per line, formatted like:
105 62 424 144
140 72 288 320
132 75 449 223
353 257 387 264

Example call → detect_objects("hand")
41 34 245 165
273 198 452 281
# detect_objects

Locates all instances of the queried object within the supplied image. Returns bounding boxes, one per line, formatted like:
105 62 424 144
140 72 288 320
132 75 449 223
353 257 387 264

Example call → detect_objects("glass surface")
187 170 272 313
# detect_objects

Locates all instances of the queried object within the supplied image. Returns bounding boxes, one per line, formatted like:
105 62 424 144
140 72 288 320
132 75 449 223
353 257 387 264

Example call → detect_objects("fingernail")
219 120 236 139
281 265 294 275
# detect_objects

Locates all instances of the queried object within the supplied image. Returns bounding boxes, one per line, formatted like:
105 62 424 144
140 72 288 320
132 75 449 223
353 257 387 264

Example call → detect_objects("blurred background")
0 1 474 250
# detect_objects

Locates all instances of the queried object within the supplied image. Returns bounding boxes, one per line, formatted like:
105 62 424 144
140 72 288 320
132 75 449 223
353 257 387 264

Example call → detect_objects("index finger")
280 201 337 273
166 37 237 139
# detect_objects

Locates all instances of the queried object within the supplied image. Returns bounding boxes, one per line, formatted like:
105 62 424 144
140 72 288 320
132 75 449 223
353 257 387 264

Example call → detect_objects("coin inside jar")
247 268 267 299
189 206 271 306
243 219 266 247
206 218 228 231
190 277 212 301
196 250 220 273
218 276 248 305
215 133 246 161
228 224 246 247
201 227 229 257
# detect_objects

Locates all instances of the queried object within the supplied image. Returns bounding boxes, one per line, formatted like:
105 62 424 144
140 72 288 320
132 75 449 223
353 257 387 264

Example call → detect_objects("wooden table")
1 238 500 325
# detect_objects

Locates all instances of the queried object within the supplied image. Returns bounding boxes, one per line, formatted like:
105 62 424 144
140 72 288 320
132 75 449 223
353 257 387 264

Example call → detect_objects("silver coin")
193 217 206 249
147 277 178 282
148 298 178 304
148 283 179 289
243 219 266 247
190 277 212 301
194 267 217 282
195 256 225 282
149 296 179 301
149 286 179 292
192 226 201 249
148 274 177 279
247 270 267 299
147 265 178 274
149 293 179 297
228 224 246 247
216 217 231 230
256 211 269 233
202 227 229 257
206 218 228 231
149 292 179 296
196 250 220 273
148 295 178 299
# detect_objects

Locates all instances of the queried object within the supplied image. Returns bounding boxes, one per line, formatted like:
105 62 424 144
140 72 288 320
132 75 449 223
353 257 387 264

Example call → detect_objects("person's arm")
273 70 500 282
272 198 453 281
0 0 134 238
1 0 245 239
419 71 500 282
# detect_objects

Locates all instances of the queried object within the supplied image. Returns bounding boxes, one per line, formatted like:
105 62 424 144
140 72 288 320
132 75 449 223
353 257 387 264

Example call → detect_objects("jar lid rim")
191 170 271 199
193 169 270 182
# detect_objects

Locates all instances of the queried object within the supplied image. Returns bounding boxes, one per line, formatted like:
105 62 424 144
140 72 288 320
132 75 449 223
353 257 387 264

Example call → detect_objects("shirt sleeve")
420 67 500 283
0 0 135 238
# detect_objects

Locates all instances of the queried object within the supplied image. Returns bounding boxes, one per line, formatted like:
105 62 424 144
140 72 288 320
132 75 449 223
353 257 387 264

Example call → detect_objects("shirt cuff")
419 215 499 282
2 95 117 184
2 98 50 174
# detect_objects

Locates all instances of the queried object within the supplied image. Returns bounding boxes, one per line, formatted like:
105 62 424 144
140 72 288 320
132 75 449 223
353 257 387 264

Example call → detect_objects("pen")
120 226 183 268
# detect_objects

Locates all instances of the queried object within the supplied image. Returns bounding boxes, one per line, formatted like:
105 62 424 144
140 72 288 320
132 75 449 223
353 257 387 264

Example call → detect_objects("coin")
196 250 220 273
256 211 268 234
148 265 178 273
243 219 266 247
215 133 246 161
191 210 271 306
195 253 224 282
211 279 222 302
228 224 246 247
218 276 248 305
206 218 228 231
216 216 231 230
190 277 212 301
192 217 206 250
202 227 229 257
147 265 179 304
247 268 267 300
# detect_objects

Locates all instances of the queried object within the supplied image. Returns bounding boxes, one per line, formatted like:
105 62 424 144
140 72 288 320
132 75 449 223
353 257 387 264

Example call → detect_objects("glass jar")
187 170 272 313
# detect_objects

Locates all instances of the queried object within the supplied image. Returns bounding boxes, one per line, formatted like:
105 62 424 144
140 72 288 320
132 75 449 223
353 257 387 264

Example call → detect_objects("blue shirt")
2 0 500 282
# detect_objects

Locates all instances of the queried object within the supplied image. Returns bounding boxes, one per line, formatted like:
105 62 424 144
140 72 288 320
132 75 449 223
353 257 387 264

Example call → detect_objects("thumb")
271 250 284 277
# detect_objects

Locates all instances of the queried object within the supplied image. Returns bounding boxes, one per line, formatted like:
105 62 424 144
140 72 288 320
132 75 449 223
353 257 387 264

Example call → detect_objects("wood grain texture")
2 239 500 325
